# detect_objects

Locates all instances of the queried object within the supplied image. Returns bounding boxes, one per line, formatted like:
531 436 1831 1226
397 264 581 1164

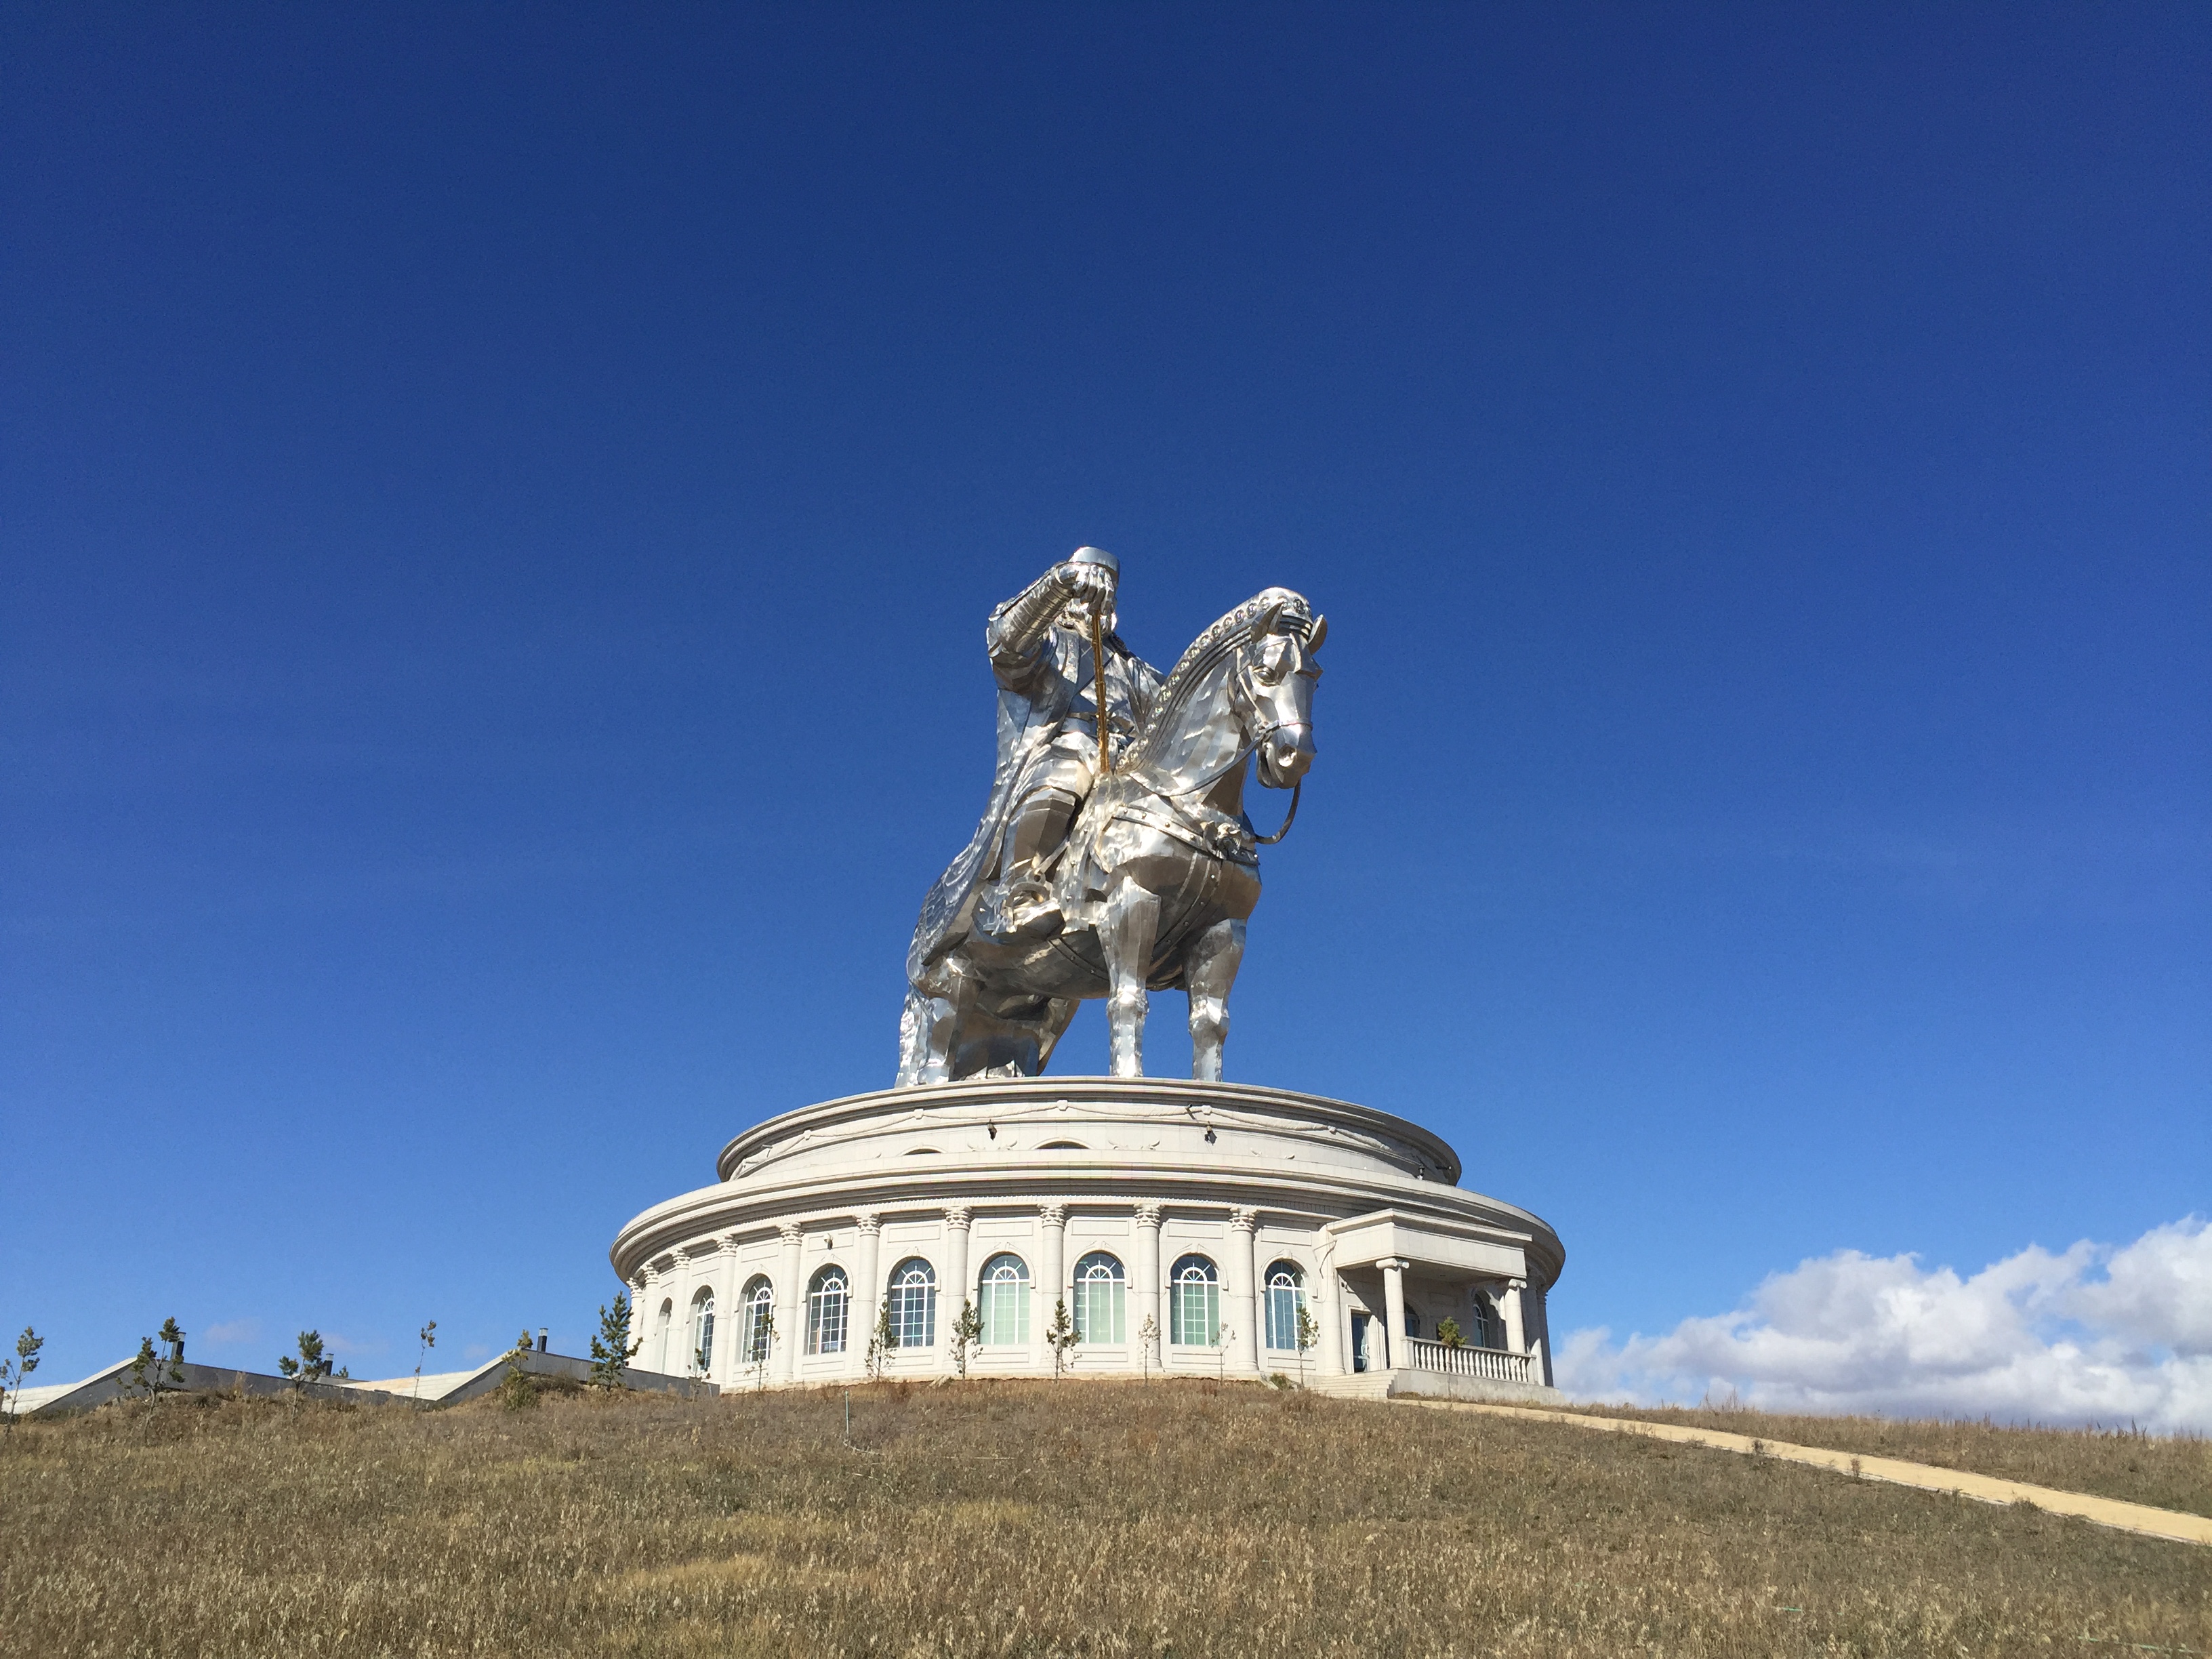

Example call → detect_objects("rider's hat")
1069 545 1120 576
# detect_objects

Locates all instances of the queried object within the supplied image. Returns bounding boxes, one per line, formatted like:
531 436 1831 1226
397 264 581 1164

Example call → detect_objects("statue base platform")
611 1077 1563 1393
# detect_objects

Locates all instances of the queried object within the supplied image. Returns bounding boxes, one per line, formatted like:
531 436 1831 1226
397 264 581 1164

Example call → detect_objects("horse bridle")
1227 648 1316 845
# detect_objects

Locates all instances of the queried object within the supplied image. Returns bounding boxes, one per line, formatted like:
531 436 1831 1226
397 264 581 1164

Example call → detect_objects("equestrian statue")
897 547 1324 1085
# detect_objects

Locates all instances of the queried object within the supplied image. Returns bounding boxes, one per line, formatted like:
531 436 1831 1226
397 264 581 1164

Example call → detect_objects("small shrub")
497 1332 539 1412
865 1297 895 1380
1046 1299 1078 1379
0 1325 42 1425
587 1297 637 1389
276 1331 332 1391
949 1300 983 1378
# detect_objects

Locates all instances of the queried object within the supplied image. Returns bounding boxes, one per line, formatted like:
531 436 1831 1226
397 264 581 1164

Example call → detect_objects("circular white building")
610 1076 1563 1401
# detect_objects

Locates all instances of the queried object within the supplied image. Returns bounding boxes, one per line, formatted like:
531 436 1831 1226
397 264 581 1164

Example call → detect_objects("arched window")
1263 1261 1306 1353
739 1275 775 1366
806 1265 849 1356
690 1288 716 1374
1039 1141 1088 1150
887 1257 937 1350
1471 1289 1505 1350
1169 1254 1220 1347
653 1296 674 1372
977 1253 1030 1346
1073 1251 1126 1344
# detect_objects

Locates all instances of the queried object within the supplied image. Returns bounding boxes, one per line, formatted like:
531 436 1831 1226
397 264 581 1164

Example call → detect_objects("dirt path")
1397 1399 2212 1548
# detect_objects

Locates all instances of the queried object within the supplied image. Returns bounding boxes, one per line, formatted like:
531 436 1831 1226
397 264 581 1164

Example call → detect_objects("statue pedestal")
612 1078 1564 1396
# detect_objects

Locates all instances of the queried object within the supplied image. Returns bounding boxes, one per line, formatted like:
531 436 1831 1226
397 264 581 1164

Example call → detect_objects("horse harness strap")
1251 778 1300 844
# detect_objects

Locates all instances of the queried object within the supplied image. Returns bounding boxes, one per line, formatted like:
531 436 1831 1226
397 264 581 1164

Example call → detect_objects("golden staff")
1090 605 1112 777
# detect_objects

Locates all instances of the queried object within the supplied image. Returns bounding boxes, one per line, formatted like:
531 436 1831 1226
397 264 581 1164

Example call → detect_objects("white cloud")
2070 1218 2212 1355
198 1318 260 1347
1557 1216 2212 1432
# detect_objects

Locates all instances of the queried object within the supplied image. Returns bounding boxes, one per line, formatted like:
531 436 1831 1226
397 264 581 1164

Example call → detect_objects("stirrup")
979 876 1063 942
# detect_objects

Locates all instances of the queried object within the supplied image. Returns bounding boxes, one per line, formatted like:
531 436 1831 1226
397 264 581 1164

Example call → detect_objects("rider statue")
907 547 1166 985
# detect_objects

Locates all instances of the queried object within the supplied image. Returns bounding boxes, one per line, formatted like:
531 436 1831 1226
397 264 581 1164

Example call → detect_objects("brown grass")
1568 1399 2212 1519
3 1378 2207 1657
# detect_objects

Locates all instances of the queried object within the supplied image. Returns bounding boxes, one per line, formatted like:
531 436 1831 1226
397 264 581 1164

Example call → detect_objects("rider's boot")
979 789 1078 941
991 857 1064 939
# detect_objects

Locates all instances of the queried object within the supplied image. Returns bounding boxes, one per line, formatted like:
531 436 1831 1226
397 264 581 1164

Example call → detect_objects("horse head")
1118 587 1326 804
1234 596 1325 789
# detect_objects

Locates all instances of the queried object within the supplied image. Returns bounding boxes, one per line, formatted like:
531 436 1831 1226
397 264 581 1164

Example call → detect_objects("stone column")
1527 1283 1552 1386
1502 1277 1528 1357
851 1212 882 1379
1037 1203 1067 1372
640 1264 668 1372
1340 1275 1361 1373
1378 1257 1410 1372
685 1248 713 1372
677 1249 708 1376
774 1223 804 1382
1134 1202 1163 1369
943 1206 972 1370
1315 1240 1345 1376
713 1235 743 1386
627 1273 651 1373
1229 1208 1262 1374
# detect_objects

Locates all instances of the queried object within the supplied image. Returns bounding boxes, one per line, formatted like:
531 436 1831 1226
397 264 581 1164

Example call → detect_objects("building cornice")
611 1160 1563 1289
715 1077 1462 1186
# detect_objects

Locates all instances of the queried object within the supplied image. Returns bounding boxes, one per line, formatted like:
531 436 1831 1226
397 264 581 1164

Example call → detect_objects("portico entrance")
1320 1207 1554 1399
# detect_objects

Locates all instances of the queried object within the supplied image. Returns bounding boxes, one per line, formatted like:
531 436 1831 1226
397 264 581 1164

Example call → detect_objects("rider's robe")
906 610 1163 986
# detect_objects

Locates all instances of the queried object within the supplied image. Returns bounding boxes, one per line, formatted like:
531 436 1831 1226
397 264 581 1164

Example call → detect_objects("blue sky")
4 7 2205 1397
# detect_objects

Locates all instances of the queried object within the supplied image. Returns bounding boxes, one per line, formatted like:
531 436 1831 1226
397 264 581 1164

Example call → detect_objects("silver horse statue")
898 581 1324 1084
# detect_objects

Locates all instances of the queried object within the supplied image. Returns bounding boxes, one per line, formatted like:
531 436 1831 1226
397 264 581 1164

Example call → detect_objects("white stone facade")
611 1078 1563 1400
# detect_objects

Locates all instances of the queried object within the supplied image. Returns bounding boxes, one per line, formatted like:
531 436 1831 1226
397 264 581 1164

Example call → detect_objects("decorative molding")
717 1078 1462 1187
777 1223 804 1248
855 1211 882 1235
1229 1206 1259 1234
1134 1202 1164 1229
944 1205 973 1231
1378 1256 1412 1273
1038 1203 1068 1228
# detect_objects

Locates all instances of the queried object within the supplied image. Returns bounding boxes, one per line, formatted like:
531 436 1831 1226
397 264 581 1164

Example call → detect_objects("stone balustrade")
1402 1334 1536 1385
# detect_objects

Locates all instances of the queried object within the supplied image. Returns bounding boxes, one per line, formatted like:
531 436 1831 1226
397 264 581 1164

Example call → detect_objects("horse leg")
1101 874 1161 1078
1185 918 1246 1083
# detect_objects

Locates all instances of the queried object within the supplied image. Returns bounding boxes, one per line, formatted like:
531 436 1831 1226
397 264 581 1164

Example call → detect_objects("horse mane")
1124 587 1311 773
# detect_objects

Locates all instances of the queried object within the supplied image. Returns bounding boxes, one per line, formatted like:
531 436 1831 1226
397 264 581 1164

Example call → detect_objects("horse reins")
1090 608 1113 777
1094 607 1309 846
1251 777 1301 844
1223 652 1313 845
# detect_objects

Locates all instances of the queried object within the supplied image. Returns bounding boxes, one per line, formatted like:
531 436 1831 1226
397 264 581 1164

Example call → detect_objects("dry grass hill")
4 1376 2207 1657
